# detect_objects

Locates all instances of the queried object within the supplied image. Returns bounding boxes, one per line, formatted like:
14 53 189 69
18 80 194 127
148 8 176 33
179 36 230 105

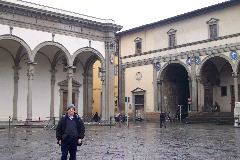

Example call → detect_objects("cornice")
122 42 240 69
121 32 240 59
0 0 122 35
0 18 108 42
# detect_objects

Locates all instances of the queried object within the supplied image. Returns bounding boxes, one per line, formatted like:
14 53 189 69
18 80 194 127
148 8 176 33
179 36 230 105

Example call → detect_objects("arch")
158 60 192 81
72 47 105 68
84 55 99 71
0 34 32 61
32 41 71 65
73 48 105 119
197 54 235 76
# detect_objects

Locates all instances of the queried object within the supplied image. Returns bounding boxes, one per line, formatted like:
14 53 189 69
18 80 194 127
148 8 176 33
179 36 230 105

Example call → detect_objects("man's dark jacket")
56 113 85 141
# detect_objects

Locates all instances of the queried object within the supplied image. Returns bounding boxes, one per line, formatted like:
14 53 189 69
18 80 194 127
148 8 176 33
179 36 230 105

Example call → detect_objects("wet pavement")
0 122 240 160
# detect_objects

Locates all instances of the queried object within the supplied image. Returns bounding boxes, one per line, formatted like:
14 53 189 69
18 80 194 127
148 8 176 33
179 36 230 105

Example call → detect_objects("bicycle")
44 117 57 130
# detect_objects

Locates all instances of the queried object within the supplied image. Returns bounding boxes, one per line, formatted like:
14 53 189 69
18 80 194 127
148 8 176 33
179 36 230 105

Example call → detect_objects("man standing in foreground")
56 104 85 160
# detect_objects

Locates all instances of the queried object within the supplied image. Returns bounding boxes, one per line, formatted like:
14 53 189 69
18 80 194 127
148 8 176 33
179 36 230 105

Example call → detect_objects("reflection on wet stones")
0 124 240 159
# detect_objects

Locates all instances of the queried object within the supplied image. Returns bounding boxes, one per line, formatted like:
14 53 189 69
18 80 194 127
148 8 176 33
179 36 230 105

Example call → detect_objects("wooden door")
135 95 144 120
204 85 213 112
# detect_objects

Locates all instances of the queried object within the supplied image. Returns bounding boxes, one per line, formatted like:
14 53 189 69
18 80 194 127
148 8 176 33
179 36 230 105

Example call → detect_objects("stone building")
117 0 240 121
0 0 122 121
92 56 119 117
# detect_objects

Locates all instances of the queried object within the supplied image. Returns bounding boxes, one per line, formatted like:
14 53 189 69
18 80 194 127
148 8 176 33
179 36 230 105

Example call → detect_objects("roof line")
117 0 239 36
2 0 115 24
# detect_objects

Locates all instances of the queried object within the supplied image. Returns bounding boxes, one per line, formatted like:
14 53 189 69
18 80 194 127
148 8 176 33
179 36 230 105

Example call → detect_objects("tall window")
167 29 177 48
207 18 219 39
134 37 142 54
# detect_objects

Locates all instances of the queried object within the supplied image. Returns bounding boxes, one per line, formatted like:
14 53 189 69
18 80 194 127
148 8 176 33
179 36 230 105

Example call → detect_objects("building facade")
0 0 122 121
92 56 119 117
117 0 240 121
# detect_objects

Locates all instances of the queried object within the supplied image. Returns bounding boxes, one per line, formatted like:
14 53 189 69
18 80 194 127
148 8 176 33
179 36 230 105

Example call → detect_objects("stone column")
188 77 192 111
59 89 63 117
75 90 79 113
103 40 115 120
100 69 106 120
67 67 73 105
12 65 20 121
232 72 239 102
50 69 56 119
119 66 126 112
196 75 201 111
190 57 197 112
157 80 163 112
153 63 158 111
26 62 35 121
82 71 93 116
82 73 87 116
87 72 93 115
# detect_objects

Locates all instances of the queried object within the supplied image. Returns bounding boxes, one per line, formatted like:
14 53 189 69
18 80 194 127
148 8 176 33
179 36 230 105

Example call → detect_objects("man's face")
67 108 75 116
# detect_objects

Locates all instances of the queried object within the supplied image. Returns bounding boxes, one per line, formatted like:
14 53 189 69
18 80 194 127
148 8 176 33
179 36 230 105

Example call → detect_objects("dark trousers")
61 136 77 160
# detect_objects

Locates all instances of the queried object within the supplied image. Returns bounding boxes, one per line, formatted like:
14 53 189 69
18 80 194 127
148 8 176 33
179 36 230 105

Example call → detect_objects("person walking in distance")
160 112 166 128
56 104 85 160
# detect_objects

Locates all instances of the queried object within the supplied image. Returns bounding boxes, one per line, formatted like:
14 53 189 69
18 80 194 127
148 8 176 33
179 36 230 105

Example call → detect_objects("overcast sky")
23 0 227 31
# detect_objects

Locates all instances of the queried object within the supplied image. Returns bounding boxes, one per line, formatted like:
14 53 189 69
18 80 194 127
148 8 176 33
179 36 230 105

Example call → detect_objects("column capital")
65 65 76 70
105 40 116 52
12 65 21 71
27 65 35 80
157 79 163 85
232 72 238 78
50 68 57 74
196 75 201 83
59 89 64 95
66 67 74 80
27 61 37 65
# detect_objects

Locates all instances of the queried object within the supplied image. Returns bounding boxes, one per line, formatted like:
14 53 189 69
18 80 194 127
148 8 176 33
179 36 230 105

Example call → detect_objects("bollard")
8 116 11 130
110 116 112 128
127 115 129 128
178 105 183 122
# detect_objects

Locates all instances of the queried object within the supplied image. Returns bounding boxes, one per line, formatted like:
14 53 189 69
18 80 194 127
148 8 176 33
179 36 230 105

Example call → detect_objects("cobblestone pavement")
0 122 240 160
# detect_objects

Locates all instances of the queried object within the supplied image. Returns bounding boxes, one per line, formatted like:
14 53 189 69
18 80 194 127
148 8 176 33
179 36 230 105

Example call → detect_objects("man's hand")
57 140 61 145
77 139 82 146
77 139 82 144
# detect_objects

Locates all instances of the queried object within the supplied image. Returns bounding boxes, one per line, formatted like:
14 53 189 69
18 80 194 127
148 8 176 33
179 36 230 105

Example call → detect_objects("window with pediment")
207 18 219 39
167 29 177 48
134 37 142 54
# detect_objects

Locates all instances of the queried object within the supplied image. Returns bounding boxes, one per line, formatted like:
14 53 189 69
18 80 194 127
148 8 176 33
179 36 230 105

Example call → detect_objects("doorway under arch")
160 63 190 120
200 56 233 112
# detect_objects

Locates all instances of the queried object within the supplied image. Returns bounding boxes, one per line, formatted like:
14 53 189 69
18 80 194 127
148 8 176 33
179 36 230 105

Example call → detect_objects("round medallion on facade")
155 62 161 71
195 56 201 65
230 51 238 60
136 72 142 81
186 57 191 66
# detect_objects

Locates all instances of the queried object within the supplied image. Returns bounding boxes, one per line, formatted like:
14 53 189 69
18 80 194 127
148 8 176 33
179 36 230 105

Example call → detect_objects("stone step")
184 112 234 124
